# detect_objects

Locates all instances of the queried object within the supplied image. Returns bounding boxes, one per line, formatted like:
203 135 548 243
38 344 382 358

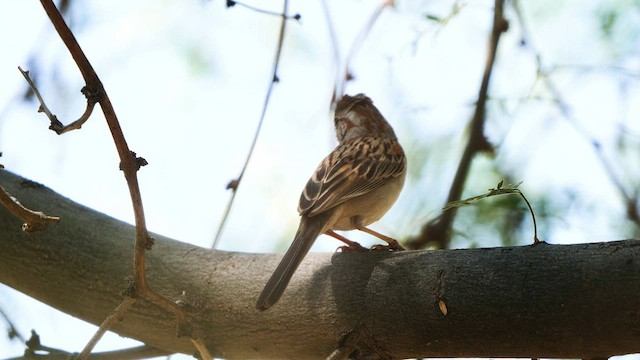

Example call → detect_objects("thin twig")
23 330 69 356
87 345 171 360
0 185 60 233
226 0 300 21
411 1 466 54
140 287 185 327
326 347 350 360
517 189 539 243
190 339 213 360
212 0 292 249
325 325 364 360
77 297 137 360
443 181 540 243
30 0 188 354
512 0 640 227
6 345 170 360
320 0 341 107
18 66 96 134
0 329 73 358
547 63 640 78
334 0 394 103
406 0 507 250
17 66 56 126
0 306 27 343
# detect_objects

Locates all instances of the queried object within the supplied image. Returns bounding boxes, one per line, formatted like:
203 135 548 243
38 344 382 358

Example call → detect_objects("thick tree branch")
1 170 639 359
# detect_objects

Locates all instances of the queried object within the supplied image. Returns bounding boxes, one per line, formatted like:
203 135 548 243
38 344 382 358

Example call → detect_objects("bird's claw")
371 241 405 252
336 242 368 253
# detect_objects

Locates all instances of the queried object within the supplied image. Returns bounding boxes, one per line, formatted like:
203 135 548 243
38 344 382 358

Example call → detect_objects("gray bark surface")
1 170 639 359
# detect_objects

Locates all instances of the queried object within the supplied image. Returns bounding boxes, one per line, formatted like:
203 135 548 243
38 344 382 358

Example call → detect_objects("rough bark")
1 170 639 359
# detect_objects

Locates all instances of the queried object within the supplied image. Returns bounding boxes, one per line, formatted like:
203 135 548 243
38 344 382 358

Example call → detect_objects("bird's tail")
256 217 325 310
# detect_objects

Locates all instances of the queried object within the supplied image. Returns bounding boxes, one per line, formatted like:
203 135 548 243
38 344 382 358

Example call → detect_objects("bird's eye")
335 118 347 140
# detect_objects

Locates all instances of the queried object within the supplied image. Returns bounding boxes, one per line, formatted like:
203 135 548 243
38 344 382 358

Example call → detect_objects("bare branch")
191 339 213 360
24 330 69 357
407 0 507 250
0 326 169 360
325 324 372 360
0 185 59 233
226 0 300 21
412 1 466 52
30 0 190 354
6 345 170 360
18 66 96 134
512 0 640 228
77 297 137 360
0 307 27 344
1 170 640 358
212 0 294 248
320 0 341 105
334 0 394 104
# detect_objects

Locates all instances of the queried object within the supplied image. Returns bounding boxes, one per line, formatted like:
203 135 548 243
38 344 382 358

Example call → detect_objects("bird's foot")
336 242 369 253
371 240 405 252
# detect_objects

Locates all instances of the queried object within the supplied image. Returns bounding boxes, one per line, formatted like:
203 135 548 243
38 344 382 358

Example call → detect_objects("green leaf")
425 14 442 22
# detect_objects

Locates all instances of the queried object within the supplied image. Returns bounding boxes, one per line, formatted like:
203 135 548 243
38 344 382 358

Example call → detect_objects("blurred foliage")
596 0 640 57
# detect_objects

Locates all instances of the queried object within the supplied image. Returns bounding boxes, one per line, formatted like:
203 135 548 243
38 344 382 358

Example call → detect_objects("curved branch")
31 0 187 337
333 0 393 104
212 0 293 248
0 184 59 233
17 66 97 134
1 170 639 359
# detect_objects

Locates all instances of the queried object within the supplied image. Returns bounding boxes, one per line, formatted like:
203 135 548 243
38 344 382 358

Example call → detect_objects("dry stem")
76 297 137 360
18 0 191 355
0 185 59 232
211 0 292 248
407 0 507 250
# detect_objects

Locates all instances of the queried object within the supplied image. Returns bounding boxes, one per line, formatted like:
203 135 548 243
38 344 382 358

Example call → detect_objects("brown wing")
298 137 405 217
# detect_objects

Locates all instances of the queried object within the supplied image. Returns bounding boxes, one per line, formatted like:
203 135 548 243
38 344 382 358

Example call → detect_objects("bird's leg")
326 230 368 252
357 227 405 251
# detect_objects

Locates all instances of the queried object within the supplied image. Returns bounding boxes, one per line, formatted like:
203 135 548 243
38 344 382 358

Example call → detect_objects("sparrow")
256 93 406 310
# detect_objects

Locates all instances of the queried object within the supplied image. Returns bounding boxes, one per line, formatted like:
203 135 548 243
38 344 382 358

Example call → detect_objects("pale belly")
330 174 405 231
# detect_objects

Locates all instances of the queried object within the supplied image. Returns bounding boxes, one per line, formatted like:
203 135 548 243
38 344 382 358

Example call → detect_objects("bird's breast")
330 173 405 231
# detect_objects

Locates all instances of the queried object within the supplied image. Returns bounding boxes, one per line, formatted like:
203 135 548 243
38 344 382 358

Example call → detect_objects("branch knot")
81 85 105 104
